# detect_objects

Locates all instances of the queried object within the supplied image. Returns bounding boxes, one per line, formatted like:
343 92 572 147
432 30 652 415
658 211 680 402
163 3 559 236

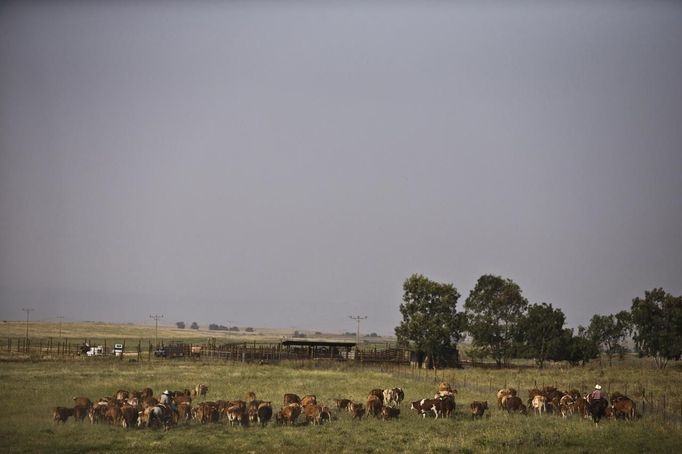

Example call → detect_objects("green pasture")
1 359 681 453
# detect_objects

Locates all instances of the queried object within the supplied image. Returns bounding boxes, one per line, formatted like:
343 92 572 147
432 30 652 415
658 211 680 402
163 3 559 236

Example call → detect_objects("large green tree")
395 273 463 369
630 288 682 369
587 311 631 366
558 326 600 366
464 274 528 367
517 302 566 368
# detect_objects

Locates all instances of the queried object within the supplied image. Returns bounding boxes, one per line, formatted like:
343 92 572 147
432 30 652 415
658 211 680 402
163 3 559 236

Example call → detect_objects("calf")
611 396 636 421
531 395 547 415
334 398 352 411
381 406 400 420
437 394 456 418
244 391 256 402
350 402 365 420
52 406 74 423
278 403 302 426
559 395 574 418
410 399 438 418
470 401 488 419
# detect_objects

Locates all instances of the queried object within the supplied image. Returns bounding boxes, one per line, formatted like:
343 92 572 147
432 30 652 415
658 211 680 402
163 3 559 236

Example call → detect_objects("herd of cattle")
51 382 638 429
495 385 639 425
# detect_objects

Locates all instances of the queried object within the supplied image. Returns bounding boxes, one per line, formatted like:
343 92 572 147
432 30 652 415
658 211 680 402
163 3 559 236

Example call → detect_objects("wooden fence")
0 337 411 364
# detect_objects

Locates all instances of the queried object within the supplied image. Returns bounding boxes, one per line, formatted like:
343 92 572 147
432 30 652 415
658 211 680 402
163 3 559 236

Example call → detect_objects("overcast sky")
1 1 681 335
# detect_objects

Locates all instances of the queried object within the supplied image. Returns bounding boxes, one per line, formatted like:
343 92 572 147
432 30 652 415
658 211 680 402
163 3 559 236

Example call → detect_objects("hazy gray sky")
1 1 681 335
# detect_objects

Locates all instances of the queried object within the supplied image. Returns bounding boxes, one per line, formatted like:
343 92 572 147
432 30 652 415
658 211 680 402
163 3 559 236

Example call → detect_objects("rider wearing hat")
590 384 603 401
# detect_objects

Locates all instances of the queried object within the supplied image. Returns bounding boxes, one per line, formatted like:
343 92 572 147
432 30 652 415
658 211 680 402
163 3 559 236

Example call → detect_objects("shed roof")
281 338 356 347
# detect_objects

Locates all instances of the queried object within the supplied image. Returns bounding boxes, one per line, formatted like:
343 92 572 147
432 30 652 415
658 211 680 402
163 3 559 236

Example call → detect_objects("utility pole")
56 316 64 338
22 308 34 342
149 314 163 347
348 315 367 347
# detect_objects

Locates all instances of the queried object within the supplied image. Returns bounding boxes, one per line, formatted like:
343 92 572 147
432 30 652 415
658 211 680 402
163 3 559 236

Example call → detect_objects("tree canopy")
464 274 528 367
395 273 464 368
587 311 631 366
630 288 682 369
517 302 566 368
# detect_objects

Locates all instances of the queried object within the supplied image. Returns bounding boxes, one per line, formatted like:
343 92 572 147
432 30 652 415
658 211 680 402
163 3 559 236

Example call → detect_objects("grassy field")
1 358 681 454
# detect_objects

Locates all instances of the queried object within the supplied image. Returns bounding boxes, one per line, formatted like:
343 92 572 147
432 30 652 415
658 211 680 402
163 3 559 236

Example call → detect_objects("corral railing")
0 337 411 364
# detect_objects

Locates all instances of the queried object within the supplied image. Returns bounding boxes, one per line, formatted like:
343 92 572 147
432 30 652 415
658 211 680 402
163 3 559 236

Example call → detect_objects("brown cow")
194 402 219 424
334 398 352 411
73 404 90 422
438 382 453 393
301 395 317 407
470 401 488 419
368 388 385 403
176 402 192 424
304 404 323 425
381 406 400 420
72 397 92 409
503 396 527 415
140 388 153 399
248 400 262 423
611 395 636 420
244 391 256 402
104 404 122 425
559 395 574 418
193 384 208 399
257 402 273 426
225 405 247 426
88 402 110 424
497 388 517 410
437 394 456 418
350 402 365 420
278 403 302 426
120 405 138 428
366 394 383 418
52 406 74 423
283 393 301 406
115 390 129 401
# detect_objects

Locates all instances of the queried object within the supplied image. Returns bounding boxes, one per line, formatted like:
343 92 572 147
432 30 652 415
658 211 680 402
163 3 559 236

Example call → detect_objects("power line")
21 308 34 341
348 315 367 347
149 314 163 347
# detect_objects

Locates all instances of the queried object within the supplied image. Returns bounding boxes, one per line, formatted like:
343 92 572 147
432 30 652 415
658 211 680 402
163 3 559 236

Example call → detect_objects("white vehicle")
113 344 124 356
86 346 104 356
